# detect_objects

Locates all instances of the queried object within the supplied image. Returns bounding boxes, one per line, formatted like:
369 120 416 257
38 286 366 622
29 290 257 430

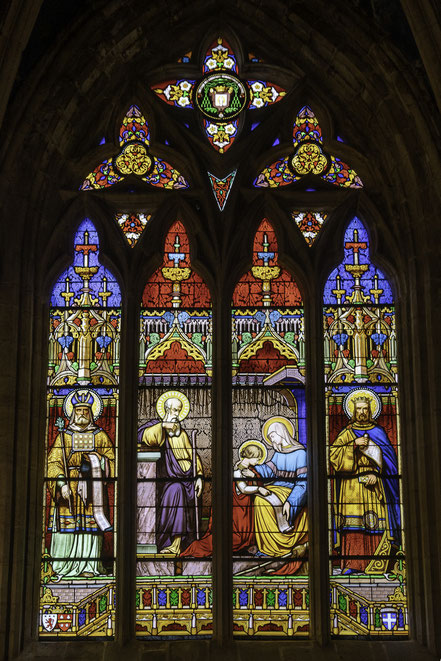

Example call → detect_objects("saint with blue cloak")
253 418 308 557
329 394 401 574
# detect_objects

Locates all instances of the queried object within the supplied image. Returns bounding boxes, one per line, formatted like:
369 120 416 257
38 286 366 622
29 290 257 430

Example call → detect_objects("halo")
262 416 295 445
156 390 190 421
63 389 103 421
238 439 268 465
343 388 381 420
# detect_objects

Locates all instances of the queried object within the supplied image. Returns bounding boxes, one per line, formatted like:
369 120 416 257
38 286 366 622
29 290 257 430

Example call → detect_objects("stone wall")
0 1 440 659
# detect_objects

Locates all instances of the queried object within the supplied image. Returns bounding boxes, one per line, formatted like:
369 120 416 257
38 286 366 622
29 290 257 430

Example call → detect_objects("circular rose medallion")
115 143 152 176
291 142 328 176
195 73 247 121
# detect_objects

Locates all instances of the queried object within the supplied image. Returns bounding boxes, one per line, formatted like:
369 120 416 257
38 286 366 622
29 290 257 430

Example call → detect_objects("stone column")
401 0 441 115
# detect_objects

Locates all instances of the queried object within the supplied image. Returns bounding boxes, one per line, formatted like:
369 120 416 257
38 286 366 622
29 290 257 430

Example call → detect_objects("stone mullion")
305 277 330 645
212 281 233 646
115 288 138 644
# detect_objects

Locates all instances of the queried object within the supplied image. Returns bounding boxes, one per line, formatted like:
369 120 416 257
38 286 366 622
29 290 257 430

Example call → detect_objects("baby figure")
234 442 270 497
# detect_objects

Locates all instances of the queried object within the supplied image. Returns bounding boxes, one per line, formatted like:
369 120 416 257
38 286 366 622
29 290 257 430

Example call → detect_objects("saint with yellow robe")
329 395 401 574
47 390 114 578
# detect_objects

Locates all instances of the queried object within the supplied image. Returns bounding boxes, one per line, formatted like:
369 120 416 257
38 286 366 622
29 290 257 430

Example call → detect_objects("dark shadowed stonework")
1 1 440 659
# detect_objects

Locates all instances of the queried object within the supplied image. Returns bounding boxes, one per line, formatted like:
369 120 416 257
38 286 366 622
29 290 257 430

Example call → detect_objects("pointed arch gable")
232 219 302 309
142 220 211 310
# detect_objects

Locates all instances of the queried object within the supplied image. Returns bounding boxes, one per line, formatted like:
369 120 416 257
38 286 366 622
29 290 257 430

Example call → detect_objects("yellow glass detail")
115 143 152 176
292 142 327 175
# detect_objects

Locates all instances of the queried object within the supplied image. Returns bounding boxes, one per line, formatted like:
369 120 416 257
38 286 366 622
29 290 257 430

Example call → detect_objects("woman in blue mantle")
252 416 308 558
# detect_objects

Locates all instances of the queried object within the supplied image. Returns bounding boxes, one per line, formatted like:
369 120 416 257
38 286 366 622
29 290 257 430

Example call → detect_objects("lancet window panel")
41 219 120 639
231 219 309 638
136 220 213 638
324 217 407 638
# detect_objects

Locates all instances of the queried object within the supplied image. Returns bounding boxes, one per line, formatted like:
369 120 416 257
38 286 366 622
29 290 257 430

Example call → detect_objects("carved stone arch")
1 4 437 261
2 2 441 658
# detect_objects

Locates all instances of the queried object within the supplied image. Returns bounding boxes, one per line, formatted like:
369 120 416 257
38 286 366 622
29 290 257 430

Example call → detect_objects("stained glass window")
231 219 309 637
254 106 363 189
34 23 415 646
115 212 151 247
152 36 286 153
136 221 213 637
324 217 407 637
80 105 188 191
292 210 328 246
40 219 120 638
208 170 237 210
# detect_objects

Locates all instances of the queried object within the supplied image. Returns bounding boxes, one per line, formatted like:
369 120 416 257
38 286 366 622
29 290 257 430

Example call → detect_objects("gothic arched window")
38 34 408 645
41 220 121 636
231 219 308 636
136 220 213 636
325 218 405 636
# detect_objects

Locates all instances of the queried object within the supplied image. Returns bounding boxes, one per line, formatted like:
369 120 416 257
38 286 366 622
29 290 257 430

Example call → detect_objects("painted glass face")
136 221 213 638
324 217 407 638
40 220 120 639
231 219 309 638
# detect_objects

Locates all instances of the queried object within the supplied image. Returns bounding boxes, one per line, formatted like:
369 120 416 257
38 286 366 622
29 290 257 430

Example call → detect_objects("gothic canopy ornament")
152 37 287 153
81 105 189 190
254 106 363 189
